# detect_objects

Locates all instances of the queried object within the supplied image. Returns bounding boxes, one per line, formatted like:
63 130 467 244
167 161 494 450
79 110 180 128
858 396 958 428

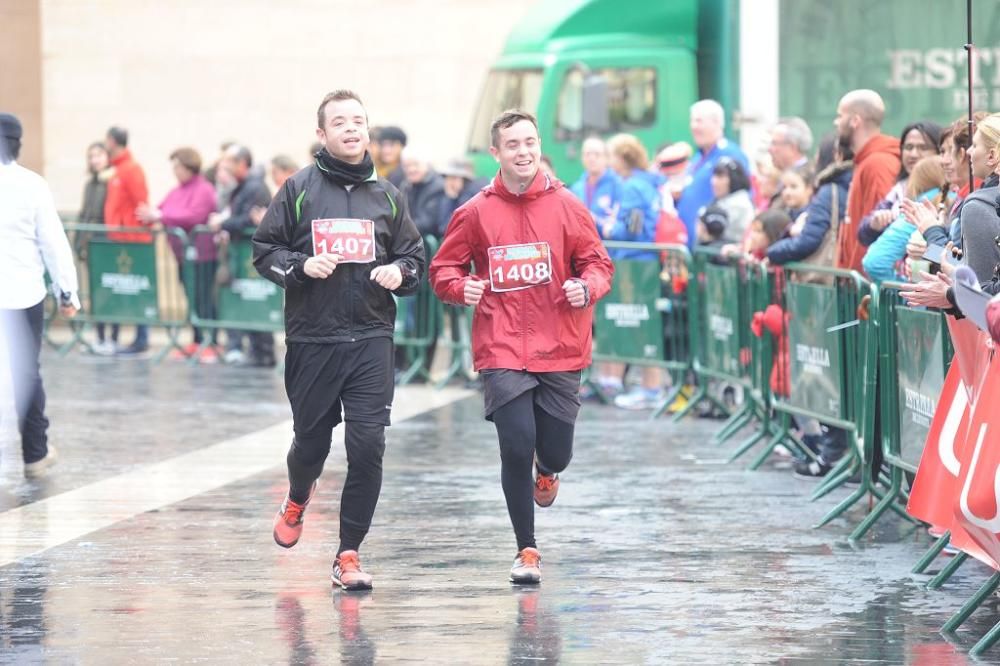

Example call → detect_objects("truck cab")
466 0 701 183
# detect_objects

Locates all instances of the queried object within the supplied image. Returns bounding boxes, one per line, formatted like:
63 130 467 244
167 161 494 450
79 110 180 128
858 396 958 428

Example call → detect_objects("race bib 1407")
487 242 553 292
311 218 376 264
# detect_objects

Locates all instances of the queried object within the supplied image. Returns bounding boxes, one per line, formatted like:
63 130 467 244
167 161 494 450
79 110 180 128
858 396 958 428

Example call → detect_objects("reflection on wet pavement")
1 353 1000 663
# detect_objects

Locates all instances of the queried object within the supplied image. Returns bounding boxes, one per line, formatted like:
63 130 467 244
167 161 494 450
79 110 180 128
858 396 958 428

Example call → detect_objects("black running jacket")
252 163 425 344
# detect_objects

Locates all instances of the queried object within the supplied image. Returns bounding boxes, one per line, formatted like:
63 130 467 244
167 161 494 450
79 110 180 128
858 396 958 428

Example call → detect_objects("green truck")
466 0 997 182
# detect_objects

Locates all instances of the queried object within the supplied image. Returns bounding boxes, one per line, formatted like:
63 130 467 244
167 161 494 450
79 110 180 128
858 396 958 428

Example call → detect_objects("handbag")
794 182 840 286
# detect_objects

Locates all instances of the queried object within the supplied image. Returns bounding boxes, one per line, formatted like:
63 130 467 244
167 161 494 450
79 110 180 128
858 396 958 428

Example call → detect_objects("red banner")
954 351 1000 567
907 362 969 528
908 316 998 568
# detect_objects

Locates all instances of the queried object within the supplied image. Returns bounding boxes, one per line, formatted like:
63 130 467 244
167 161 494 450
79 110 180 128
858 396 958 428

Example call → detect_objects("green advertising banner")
786 282 843 421
779 1 1000 143
217 241 283 328
594 259 663 361
703 263 741 377
895 307 947 469
88 240 159 322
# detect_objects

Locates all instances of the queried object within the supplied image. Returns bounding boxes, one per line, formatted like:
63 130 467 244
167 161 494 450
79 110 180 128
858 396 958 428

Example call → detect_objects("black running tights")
492 391 575 551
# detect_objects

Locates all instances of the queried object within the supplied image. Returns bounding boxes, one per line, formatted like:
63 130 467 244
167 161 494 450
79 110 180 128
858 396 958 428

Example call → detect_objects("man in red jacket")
832 90 901 274
430 109 614 585
104 126 152 354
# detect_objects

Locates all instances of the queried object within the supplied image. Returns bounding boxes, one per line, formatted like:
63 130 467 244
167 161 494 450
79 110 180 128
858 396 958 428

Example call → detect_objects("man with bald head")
570 137 622 229
832 89 901 273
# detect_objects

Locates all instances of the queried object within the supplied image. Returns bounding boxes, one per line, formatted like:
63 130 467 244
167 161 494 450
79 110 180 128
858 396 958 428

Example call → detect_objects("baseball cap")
439 158 475 180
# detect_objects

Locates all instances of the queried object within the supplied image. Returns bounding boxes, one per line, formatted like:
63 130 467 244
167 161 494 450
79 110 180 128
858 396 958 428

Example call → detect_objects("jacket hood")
485 169 563 202
111 149 133 167
856 134 901 163
817 160 854 188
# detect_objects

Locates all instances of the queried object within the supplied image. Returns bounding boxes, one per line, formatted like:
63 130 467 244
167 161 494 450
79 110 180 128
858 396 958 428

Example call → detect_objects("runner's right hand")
464 278 488 306
304 253 344 279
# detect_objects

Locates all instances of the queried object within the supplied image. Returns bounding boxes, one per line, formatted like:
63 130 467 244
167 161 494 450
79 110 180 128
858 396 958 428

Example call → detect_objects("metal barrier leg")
970 613 1000 657
913 532 951 574
152 325 185 364
810 463 858 503
58 320 92 356
810 453 857 501
813 470 872 529
941 571 1000 633
650 382 685 419
849 467 904 541
926 552 969 590
670 383 708 421
746 426 786 471
714 402 755 444
728 426 768 464
397 347 428 386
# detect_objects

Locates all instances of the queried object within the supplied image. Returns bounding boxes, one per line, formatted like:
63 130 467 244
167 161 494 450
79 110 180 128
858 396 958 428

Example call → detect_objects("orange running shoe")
332 550 374 591
533 467 559 508
510 547 542 584
272 481 317 549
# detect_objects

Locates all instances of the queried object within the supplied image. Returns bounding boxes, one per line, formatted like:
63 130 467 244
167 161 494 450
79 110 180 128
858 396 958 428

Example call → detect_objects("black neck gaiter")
315 148 375 187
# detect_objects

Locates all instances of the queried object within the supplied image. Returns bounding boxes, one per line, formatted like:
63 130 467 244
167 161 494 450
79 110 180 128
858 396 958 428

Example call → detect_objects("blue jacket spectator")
605 134 660 261
604 170 659 261
676 100 750 249
862 187 940 283
863 155 946 282
570 170 623 228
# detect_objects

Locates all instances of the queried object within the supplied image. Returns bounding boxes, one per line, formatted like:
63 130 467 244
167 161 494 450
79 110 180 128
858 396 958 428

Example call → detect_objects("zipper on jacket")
520 204 528 369
346 186 356 342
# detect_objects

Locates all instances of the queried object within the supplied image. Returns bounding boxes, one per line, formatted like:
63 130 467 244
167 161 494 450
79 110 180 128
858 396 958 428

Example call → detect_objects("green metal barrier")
690 250 766 454
58 222 189 362
591 242 709 420
770 263 910 531
179 227 283 366
394 235 441 385
723 262 816 468
434 304 474 388
847 281 952 541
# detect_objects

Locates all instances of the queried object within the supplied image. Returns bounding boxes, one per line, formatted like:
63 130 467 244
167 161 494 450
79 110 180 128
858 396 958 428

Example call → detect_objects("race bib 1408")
311 218 376 264
487 242 553 292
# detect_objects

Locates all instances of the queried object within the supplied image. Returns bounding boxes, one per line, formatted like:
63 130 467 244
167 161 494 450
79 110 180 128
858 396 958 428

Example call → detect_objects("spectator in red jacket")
831 90 901 274
104 126 151 355
430 109 613 585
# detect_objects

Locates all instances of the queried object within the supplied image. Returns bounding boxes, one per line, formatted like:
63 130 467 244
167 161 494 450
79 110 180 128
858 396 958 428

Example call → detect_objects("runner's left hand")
371 264 403 290
562 280 586 308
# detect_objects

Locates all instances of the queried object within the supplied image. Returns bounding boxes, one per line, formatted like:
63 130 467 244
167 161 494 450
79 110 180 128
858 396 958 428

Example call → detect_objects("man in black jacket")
399 148 445 238
209 145 275 365
253 89 425 591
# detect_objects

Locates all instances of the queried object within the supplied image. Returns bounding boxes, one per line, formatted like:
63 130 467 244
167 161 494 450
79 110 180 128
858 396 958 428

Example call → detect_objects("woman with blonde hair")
902 113 1000 311
862 155 946 283
602 133 660 262
602 133 666 410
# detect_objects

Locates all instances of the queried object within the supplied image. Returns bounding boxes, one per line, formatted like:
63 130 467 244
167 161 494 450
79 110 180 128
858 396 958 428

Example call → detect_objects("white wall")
41 0 536 210
737 0 779 165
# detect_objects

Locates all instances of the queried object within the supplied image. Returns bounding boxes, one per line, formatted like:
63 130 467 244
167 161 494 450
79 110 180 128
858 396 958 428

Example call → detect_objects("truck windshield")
468 69 543 153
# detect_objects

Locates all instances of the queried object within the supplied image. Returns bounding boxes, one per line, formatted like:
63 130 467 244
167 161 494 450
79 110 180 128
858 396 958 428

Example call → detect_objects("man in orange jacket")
832 90 901 274
430 109 614 585
104 126 152 354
